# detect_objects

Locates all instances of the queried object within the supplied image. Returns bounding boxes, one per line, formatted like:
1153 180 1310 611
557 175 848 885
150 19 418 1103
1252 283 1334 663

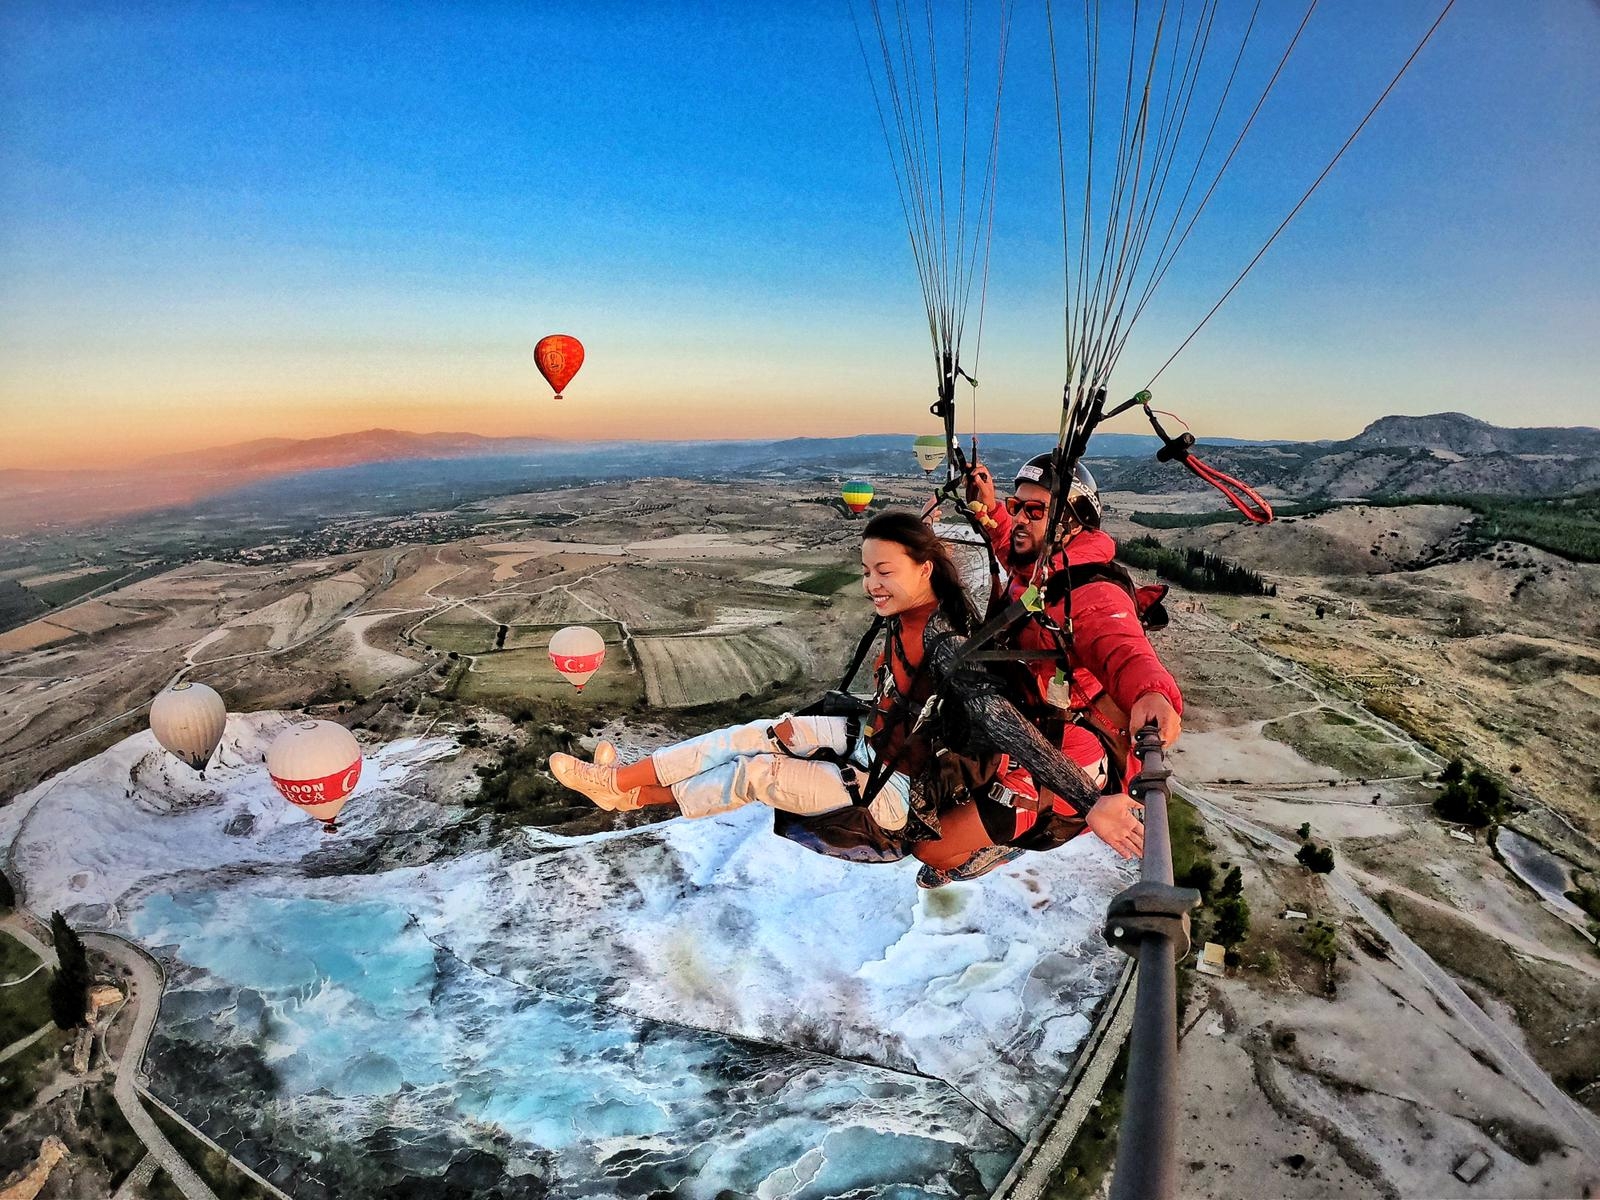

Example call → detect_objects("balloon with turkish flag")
548 625 606 692
534 334 585 399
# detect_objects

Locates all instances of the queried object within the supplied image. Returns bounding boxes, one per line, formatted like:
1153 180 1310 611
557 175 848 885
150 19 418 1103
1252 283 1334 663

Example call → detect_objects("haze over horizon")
3 2 1598 471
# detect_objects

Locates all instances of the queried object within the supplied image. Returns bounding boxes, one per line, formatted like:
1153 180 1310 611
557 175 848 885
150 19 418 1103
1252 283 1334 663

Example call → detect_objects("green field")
0 930 51 1045
795 566 859 596
0 1028 67 1124
27 568 131 608
502 620 628 651
456 637 645 709
1261 708 1432 779
412 618 499 654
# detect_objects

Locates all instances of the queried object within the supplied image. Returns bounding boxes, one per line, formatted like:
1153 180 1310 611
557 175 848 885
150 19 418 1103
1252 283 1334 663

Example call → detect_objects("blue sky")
1 1 1596 467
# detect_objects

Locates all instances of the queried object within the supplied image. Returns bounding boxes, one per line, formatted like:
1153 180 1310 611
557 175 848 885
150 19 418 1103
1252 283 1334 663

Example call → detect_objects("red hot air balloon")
534 334 585 399
266 720 363 833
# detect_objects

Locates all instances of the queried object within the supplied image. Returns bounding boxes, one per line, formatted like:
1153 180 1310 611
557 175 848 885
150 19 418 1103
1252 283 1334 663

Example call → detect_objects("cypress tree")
48 910 91 1030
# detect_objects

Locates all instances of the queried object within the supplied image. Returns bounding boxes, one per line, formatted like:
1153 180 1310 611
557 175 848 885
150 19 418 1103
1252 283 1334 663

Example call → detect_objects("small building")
1452 1148 1492 1184
1281 909 1308 921
1196 942 1227 977
1448 829 1475 844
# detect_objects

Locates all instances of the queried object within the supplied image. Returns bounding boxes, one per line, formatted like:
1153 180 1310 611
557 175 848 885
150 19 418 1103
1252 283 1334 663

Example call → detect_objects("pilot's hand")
965 463 996 509
1129 692 1181 747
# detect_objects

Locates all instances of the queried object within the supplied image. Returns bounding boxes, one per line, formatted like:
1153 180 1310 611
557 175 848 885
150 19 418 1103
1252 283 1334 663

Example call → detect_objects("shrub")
1177 861 1216 899
1297 822 1311 841
1212 896 1251 948
1296 842 1335 873
1217 866 1244 900
1433 766 1508 827
1302 922 1339 963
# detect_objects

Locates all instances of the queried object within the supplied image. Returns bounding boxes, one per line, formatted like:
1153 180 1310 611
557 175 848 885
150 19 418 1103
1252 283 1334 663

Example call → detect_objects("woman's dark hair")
861 510 975 634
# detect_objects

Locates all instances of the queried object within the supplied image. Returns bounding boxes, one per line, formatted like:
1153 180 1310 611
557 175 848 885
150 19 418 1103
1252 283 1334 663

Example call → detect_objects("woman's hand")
1086 792 1145 859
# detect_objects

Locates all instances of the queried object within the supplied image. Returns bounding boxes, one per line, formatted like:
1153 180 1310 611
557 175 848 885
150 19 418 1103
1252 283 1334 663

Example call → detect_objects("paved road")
1183 782 1600 1170
79 931 219 1200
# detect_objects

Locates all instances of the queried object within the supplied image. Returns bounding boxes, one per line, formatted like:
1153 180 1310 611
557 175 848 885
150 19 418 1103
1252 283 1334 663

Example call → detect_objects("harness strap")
832 615 885 692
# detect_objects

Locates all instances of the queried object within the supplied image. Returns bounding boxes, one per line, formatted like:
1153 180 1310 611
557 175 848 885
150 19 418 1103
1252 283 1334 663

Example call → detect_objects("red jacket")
984 505 1183 719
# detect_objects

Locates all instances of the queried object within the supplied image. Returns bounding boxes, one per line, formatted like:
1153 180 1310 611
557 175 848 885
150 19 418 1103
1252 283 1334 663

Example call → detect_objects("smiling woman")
548 509 1124 876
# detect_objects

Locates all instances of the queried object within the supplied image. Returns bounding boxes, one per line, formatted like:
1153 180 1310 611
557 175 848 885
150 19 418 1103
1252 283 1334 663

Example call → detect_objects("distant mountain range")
1090 412 1600 499
2 413 1595 534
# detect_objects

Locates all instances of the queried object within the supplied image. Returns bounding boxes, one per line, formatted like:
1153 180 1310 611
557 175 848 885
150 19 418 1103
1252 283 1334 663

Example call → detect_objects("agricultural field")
457 640 644 708
411 617 499 654
633 630 803 708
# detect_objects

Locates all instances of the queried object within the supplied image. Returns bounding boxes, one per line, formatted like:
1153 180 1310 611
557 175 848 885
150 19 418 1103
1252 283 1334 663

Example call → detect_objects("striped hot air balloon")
840 480 874 515
548 625 606 691
912 435 946 473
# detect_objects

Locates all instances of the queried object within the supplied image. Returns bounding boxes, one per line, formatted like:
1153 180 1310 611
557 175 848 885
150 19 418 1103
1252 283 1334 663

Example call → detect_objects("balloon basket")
321 821 339 835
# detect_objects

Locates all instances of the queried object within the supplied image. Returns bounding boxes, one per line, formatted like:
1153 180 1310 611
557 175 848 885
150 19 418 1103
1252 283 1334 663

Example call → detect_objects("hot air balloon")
840 480 874 515
534 334 585 399
266 720 363 833
548 625 606 692
149 682 227 776
912 435 946 474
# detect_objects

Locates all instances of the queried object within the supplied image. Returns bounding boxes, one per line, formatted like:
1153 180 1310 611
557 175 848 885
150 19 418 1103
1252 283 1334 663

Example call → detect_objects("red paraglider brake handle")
1181 454 1274 525
1146 409 1274 525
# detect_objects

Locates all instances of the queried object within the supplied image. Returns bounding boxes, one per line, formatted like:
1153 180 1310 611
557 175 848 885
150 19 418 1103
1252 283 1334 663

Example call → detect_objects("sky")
1 0 1597 470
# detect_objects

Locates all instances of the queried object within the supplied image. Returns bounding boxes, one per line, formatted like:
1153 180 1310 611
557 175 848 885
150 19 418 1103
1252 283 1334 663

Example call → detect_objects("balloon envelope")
912 435 946 473
266 720 362 830
534 334 585 398
840 480 874 514
149 682 227 774
549 625 606 691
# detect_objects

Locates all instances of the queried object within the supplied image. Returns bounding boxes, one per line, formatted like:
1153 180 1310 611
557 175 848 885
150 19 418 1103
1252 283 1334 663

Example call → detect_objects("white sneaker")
550 753 641 811
593 740 618 767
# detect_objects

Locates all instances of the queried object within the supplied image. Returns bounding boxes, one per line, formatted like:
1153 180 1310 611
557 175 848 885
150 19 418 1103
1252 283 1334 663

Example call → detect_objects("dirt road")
1182 783 1600 1170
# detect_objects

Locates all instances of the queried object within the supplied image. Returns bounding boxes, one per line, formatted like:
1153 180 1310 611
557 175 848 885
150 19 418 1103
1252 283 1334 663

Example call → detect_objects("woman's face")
861 537 936 617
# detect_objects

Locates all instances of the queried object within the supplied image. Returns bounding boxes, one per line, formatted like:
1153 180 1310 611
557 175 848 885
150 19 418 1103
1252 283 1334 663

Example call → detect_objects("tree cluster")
1121 536 1276 597
1432 759 1509 827
1296 841 1335 873
1210 866 1251 948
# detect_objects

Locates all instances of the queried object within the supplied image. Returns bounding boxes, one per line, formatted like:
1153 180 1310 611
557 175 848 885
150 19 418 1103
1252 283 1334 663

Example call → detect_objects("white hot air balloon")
149 682 228 776
548 625 606 692
266 720 363 833
912 435 946 473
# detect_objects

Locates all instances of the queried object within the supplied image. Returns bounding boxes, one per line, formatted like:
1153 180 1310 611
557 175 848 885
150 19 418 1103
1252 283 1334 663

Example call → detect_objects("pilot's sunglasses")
1005 497 1051 520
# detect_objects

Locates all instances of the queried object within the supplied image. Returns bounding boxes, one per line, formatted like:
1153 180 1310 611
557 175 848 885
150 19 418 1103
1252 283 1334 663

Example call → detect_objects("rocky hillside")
1093 412 1600 500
